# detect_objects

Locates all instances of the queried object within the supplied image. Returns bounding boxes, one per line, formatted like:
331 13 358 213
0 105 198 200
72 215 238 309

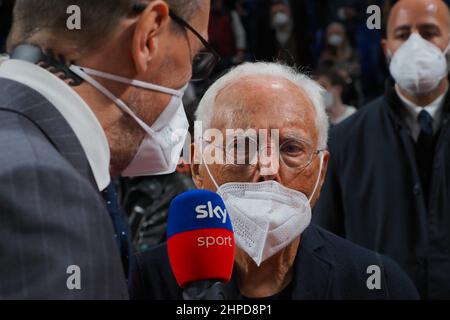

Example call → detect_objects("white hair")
195 62 329 149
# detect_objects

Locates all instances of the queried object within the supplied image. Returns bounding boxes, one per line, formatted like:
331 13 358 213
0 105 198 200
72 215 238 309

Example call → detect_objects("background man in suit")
314 0 450 299
132 62 419 300
0 0 212 299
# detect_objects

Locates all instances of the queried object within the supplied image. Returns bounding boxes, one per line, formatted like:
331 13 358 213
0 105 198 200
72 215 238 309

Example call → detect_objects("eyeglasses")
204 135 324 173
133 3 221 81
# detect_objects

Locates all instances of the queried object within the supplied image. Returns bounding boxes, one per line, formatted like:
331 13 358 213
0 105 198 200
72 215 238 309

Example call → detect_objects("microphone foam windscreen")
167 189 234 288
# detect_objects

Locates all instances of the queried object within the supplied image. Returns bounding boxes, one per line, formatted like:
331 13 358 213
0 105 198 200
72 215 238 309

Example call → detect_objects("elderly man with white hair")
132 62 419 300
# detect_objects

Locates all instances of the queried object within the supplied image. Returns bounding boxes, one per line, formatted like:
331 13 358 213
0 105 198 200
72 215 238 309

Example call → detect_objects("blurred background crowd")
0 0 401 111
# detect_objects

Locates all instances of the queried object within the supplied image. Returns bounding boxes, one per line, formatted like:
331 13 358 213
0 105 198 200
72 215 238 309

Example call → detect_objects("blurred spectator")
329 0 365 46
319 22 362 106
231 0 253 43
319 22 360 80
250 0 314 69
316 68 357 125
268 1 300 66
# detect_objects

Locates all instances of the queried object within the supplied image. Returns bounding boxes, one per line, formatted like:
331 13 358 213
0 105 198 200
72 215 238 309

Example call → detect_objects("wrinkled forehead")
388 0 450 34
210 75 318 144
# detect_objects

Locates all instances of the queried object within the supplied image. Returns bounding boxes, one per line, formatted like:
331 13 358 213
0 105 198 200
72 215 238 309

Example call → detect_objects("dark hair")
314 67 347 88
8 0 203 52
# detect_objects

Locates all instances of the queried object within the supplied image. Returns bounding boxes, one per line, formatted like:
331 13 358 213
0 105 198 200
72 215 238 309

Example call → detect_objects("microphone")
167 189 235 300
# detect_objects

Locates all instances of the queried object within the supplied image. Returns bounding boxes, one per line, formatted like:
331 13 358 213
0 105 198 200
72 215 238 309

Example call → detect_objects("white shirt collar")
395 84 447 141
0 59 110 191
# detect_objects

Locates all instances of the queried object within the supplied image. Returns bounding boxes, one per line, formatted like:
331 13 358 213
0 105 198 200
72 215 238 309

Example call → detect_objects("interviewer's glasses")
133 3 221 81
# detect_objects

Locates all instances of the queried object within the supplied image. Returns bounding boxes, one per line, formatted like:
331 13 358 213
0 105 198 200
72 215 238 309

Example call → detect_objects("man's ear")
190 143 204 188
131 1 170 74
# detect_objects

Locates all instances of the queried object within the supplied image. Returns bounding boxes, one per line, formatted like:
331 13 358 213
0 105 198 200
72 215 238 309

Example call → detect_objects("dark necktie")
415 110 434 204
101 182 131 280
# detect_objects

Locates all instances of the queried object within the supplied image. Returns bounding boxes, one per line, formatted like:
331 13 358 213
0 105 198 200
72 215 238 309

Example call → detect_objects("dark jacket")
314 84 450 299
131 224 419 300
0 78 129 299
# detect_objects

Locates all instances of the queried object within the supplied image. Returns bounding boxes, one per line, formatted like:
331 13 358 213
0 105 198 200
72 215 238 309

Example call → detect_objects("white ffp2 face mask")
70 66 189 177
203 153 324 266
389 33 450 95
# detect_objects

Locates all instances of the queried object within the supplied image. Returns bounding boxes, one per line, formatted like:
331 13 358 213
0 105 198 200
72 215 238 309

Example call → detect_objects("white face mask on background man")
70 65 189 177
389 33 450 95
202 152 324 266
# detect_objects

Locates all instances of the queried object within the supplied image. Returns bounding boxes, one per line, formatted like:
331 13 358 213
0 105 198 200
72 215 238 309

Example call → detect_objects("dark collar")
290 225 334 299
227 225 334 300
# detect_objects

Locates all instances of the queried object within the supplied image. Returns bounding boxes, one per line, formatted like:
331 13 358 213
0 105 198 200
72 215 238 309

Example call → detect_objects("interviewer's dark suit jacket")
131 224 419 300
0 78 129 299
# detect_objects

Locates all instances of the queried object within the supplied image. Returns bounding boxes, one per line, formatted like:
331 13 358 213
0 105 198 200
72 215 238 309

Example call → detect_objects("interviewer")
0 0 213 299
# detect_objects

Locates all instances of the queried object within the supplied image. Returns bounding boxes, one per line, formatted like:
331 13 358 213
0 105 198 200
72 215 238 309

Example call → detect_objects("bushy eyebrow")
393 25 411 33
280 132 311 144
418 23 441 33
